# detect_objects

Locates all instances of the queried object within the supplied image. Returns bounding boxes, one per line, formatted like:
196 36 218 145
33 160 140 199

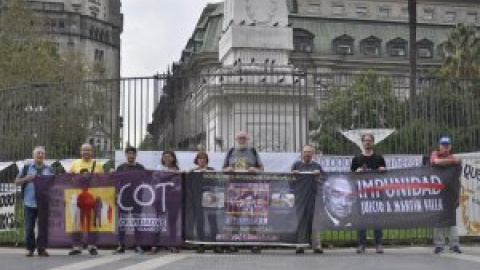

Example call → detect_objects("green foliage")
440 23 480 80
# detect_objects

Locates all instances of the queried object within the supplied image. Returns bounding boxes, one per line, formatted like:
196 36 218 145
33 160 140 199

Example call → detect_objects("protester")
192 151 214 171
113 146 146 255
190 151 218 253
291 145 324 254
223 131 264 254
430 136 462 254
15 146 53 257
68 143 104 256
150 150 181 254
350 134 386 254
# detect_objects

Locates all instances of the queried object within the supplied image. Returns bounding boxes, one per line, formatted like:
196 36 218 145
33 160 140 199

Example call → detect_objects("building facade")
148 0 480 152
0 0 123 157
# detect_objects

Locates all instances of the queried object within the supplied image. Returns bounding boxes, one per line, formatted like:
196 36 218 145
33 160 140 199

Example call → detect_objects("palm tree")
441 23 480 80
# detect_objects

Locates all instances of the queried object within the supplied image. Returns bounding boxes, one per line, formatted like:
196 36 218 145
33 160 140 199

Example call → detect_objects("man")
15 146 53 257
430 136 462 254
291 145 324 254
68 143 104 256
323 177 355 227
113 146 146 255
223 131 264 173
350 134 386 254
223 131 263 253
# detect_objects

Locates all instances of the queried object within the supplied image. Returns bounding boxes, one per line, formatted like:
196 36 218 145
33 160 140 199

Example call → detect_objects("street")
1 247 480 270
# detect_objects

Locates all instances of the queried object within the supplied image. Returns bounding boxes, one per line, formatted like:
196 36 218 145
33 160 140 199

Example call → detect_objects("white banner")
457 159 480 236
114 151 423 173
0 192 16 231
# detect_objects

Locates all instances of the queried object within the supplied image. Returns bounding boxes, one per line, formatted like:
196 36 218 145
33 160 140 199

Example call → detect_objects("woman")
190 152 221 253
151 151 181 254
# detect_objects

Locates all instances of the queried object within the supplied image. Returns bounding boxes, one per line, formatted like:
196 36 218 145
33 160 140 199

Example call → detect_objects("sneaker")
313 248 324 254
69 249 82 256
149 247 160 255
135 246 144 254
113 245 125 255
89 247 98 256
26 250 34 257
251 247 261 254
295 248 304 254
356 246 365 254
37 249 50 257
434 247 444 254
376 245 384 254
450 246 462 254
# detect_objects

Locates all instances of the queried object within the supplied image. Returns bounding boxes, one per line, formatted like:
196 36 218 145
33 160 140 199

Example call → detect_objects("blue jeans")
358 229 383 246
25 206 47 252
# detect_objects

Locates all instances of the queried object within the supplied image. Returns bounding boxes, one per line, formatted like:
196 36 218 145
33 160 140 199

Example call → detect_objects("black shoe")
251 247 261 254
26 250 34 257
450 246 462 254
295 248 304 254
169 247 180 253
376 245 384 254
196 246 205 254
89 247 98 256
434 247 444 254
69 249 82 256
313 248 324 254
113 245 125 255
356 246 365 254
226 246 238 253
37 249 50 257
213 247 224 253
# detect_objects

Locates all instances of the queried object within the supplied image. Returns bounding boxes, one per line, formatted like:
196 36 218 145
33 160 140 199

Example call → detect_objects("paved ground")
1 246 480 270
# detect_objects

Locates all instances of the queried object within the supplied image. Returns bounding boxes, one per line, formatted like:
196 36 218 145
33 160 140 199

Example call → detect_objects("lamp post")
409 0 417 120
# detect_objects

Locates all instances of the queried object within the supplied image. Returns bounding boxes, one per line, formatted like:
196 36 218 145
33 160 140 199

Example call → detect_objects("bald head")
235 131 250 149
80 143 93 161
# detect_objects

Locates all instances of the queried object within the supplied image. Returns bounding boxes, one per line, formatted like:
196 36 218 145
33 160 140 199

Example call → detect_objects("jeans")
433 226 459 248
358 229 383 246
25 206 47 252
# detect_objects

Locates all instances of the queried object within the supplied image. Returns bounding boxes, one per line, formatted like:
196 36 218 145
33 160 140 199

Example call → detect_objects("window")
423 8 435 20
356 6 368 17
360 36 381 56
417 39 434 58
94 49 104 62
445 11 456 23
58 19 65 28
467 12 477 24
332 4 345 15
308 2 321 13
387 38 408 57
379 7 391 18
401 7 409 18
293 28 315 53
333 34 354 55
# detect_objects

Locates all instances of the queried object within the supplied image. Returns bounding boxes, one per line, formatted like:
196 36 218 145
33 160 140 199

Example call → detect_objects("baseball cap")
439 137 451 145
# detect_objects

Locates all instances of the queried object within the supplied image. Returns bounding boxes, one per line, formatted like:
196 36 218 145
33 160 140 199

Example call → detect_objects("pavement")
1 246 480 270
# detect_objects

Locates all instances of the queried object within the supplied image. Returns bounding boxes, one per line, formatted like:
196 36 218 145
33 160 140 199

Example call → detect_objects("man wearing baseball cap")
430 136 462 254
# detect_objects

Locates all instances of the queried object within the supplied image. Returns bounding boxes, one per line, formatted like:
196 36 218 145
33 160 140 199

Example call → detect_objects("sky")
121 0 220 77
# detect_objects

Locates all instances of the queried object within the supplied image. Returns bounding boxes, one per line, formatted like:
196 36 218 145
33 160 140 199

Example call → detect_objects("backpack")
225 147 261 168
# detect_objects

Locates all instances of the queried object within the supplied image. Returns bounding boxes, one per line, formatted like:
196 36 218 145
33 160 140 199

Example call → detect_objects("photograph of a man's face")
323 177 356 222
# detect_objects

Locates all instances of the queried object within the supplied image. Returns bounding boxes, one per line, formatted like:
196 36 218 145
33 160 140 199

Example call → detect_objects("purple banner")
35 171 182 247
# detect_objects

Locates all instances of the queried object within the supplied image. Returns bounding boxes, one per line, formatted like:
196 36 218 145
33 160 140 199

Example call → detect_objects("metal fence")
1 71 479 246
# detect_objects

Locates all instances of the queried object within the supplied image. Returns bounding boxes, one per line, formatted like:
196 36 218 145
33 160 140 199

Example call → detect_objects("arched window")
293 28 315 53
417 39 434 58
387 37 408 57
333 34 354 55
360 36 382 56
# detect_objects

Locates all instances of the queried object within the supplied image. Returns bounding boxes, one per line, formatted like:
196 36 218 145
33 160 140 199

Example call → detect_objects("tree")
441 23 480 80
313 71 405 154
0 0 104 160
